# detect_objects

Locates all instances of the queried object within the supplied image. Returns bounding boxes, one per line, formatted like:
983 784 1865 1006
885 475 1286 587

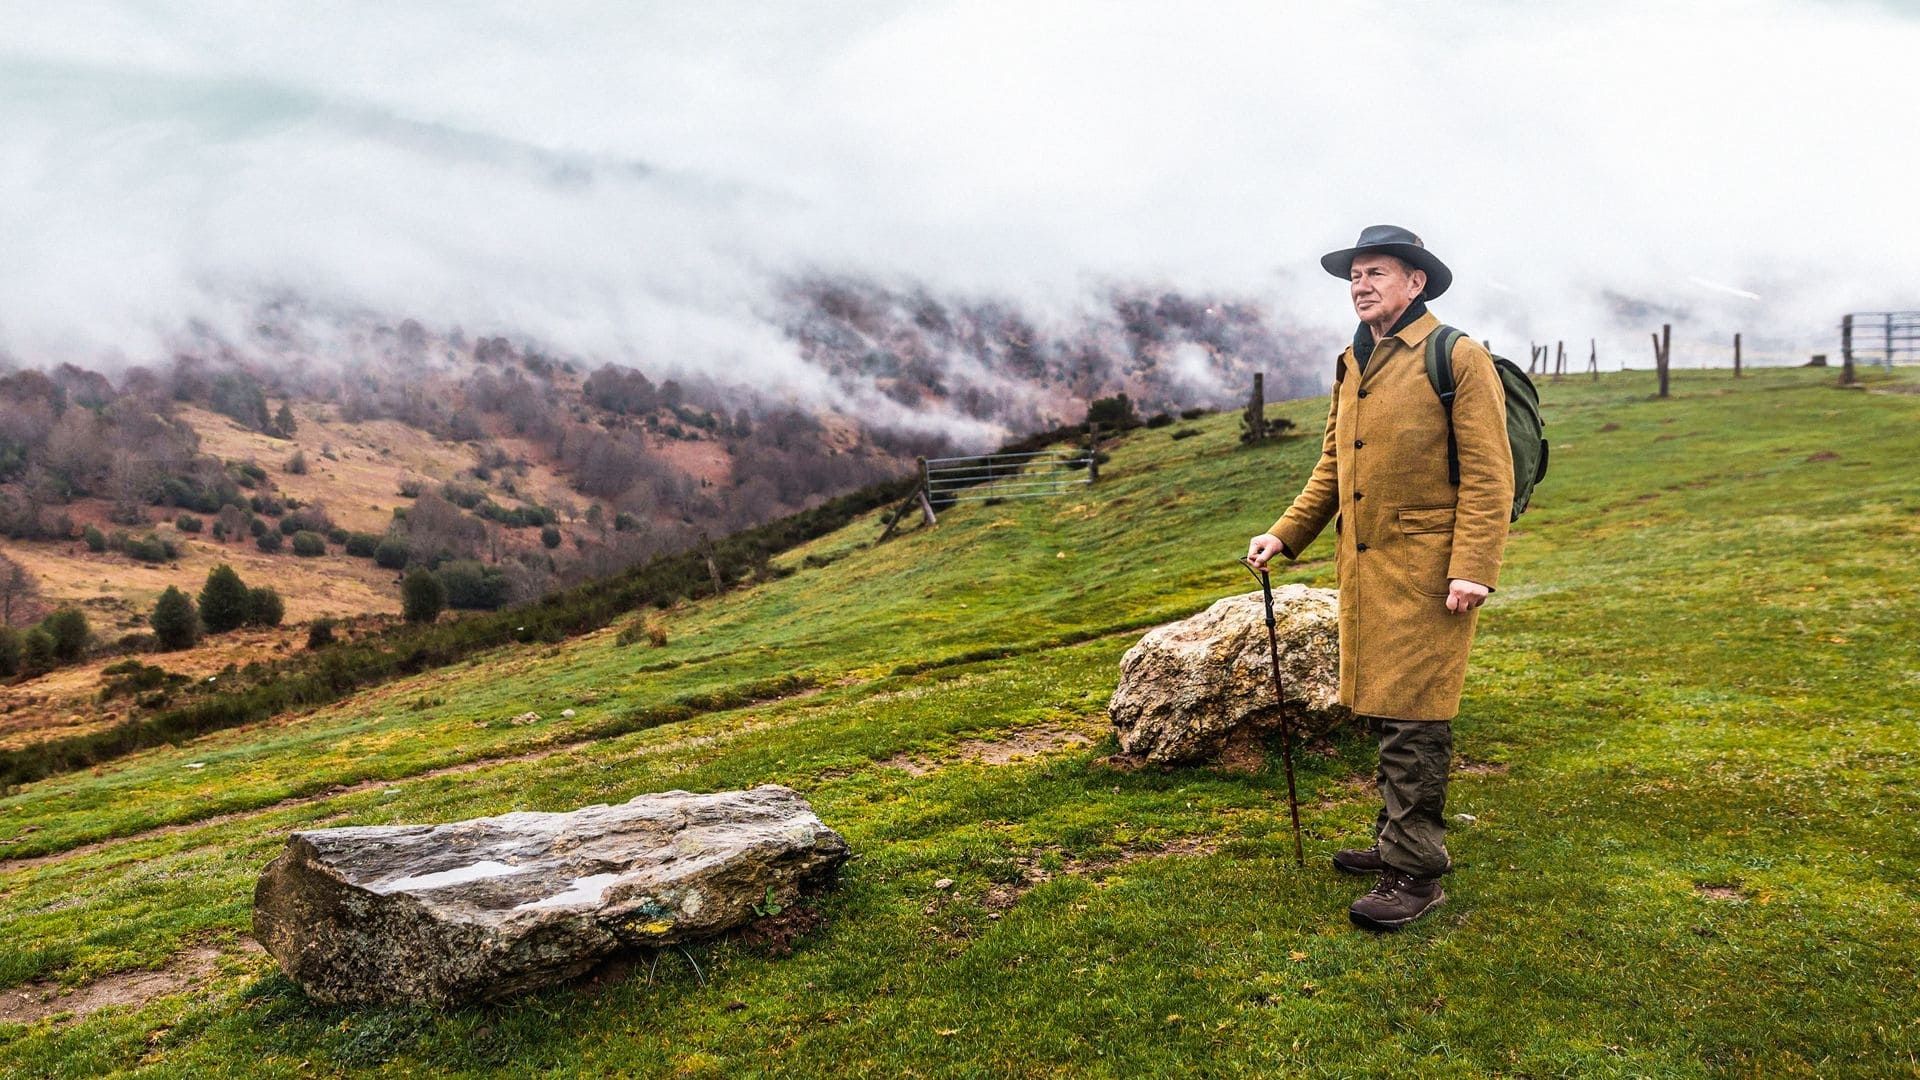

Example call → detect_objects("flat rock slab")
1109 587 1349 765
253 785 849 1005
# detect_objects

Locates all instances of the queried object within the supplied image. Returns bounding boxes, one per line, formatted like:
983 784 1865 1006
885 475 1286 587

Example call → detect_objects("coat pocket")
1396 505 1456 535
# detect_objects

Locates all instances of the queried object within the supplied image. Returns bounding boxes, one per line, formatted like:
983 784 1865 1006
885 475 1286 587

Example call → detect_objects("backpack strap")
1424 325 1466 486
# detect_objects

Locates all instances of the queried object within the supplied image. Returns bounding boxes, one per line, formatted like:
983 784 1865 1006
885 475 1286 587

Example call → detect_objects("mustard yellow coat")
1267 310 1513 721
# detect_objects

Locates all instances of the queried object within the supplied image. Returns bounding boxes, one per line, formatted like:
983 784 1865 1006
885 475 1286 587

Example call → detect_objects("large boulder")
253 785 849 1005
1108 586 1349 765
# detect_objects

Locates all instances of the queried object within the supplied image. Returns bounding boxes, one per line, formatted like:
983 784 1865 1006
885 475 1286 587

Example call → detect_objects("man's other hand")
1246 533 1287 571
1445 579 1490 614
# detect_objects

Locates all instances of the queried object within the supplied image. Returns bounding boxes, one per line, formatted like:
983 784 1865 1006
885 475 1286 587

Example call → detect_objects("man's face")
1349 253 1426 325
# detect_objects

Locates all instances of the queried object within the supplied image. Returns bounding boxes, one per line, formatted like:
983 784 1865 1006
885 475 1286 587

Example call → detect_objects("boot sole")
1348 889 1445 932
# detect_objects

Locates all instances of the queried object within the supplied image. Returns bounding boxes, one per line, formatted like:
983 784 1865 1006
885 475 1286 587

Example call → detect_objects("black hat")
1320 224 1452 300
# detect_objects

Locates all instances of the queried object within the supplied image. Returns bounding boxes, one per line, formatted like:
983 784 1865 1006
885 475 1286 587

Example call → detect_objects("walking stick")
1240 558 1305 867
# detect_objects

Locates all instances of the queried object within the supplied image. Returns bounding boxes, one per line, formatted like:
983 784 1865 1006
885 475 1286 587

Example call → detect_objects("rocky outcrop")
253 785 848 1005
1108 586 1349 765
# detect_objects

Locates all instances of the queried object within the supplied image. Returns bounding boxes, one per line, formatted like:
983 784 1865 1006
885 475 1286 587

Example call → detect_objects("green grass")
2 366 1918 1077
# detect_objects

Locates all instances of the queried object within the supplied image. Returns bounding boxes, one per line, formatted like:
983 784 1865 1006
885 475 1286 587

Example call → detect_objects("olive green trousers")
1367 716 1453 878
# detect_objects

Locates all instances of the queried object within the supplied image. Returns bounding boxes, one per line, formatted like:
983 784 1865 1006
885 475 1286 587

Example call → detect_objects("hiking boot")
1332 845 1388 875
1348 868 1445 931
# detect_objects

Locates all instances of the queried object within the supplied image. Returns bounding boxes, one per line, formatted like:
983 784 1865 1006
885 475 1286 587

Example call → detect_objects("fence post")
1554 340 1565 381
1086 423 1101 484
1589 338 1598 381
1840 315 1857 386
916 456 938 524
1887 312 1896 370
1242 372 1266 445
1653 324 1671 398
1734 332 1742 378
699 531 724 596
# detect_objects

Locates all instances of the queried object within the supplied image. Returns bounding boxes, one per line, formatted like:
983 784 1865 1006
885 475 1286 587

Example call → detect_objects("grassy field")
1 365 1917 1077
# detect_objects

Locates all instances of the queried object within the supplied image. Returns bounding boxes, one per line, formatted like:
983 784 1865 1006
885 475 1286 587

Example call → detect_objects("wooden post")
1528 342 1537 374
1554 340 1565 381
699 532 724 596
916 456 938 524
1588 338 1599 381
1241 372 1266 445
1840 315 1857 385
1086 423 1101 484
1653 323 1671 398
1887 312 1896 370
1733 332 1742 378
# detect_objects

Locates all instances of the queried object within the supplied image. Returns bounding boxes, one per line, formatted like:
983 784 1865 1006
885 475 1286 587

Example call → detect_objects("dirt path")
0 939 266 1026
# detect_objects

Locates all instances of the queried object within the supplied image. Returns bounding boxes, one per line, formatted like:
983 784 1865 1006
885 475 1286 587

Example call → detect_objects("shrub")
83 525 106 552
1180 407 1207 420
285 449 308 475
151 586 201 650
291 531 327 557
540 525 562 549
402 569 445 624
1145 412 1174 429
306 617 336 649
126 534 173 563
397 478 423 498
437 560 511 610
374 536 410 570
42 608 90 663
1171 428 1201 440
344 532 380 558
199 564 251 633
21 628 57 675
175 513 203 533
0 626 20 677
327 527 350 545
255 529 283 554
614 512 640 532
1087 393 1140 431
248 517 268 537
247 586 285 627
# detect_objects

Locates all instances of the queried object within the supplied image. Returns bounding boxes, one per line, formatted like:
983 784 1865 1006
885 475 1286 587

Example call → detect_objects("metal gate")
1843 311 1920 368
922 448 1092 505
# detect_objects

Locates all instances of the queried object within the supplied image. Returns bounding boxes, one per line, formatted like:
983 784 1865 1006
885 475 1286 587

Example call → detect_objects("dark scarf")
1352 300 1428 372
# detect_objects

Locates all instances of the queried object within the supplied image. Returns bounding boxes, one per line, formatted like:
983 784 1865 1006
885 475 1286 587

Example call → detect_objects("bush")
151 586 201 650
291 531 327 557
83 525 106 552
1180 407 1208 420
42 609 90 663
126 534 173 563
344 532 380 558
374 536 410 570
306 617 336 649
614 512 640 532
175 513 203 533
1087 393 1140 431
286 449 308 475
402 569 446 624
255 530 283 554
0 626 20 677
200 564 251 633
246 586 285 627
540 525 562 549
21 628 57 675
1171 428 1201 440
1145 412 1174 429
436 561 510 610
249 517 268 537
327 527 350 545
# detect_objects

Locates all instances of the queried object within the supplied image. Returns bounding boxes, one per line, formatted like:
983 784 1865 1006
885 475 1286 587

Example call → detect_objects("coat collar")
1350 304 1437 369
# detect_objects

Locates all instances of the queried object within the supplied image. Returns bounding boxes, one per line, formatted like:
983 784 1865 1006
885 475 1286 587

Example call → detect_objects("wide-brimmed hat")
1320 224 1452 300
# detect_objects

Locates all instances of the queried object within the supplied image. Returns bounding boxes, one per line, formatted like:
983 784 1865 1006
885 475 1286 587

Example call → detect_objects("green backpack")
1426 326 1547 521
1338 325 1548 520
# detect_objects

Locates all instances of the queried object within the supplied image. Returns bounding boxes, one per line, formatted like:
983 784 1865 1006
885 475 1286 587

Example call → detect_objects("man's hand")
1445 579 1490 614
1246 533 1287 571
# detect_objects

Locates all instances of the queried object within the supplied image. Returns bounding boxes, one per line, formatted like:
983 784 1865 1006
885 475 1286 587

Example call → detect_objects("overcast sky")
2 0 1915 384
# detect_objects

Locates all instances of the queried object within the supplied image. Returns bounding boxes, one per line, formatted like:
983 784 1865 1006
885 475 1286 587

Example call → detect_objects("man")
1246 225 1513 931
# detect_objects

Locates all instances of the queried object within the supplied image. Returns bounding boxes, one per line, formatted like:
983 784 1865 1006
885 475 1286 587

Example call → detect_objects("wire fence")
923 448 1092 504
1843 312 1920 367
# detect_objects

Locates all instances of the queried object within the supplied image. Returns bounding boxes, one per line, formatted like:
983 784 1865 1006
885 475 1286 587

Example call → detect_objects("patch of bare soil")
1453 756 1510 777
0 939 264 1026
881 724 1093 776
920 836 1225 930
1804 450 1840 462
1694 882 1747 901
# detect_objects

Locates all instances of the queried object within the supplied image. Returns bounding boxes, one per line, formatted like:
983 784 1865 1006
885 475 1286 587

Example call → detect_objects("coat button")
1357 389 1370 398
1354 492 1364 501
1354 439 1365 449
1356 542 1369 552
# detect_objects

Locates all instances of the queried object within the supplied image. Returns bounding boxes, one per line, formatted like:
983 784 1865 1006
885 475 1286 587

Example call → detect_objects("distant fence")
923 449 1093 505
1843 312 1919 368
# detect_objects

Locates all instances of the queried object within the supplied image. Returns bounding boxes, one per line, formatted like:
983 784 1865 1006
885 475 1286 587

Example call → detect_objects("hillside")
1 365 1917 1077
